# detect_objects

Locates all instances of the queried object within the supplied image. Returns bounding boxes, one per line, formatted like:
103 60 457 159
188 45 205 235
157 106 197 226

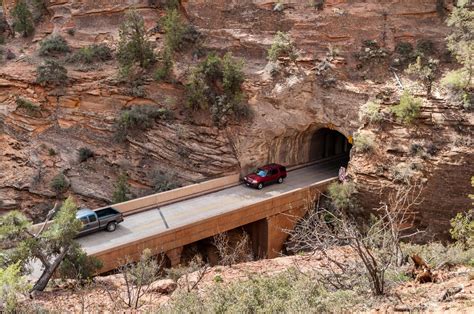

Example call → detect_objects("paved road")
78 158 345 255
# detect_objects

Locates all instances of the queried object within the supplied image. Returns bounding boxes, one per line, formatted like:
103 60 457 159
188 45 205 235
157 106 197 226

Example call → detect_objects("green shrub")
395 41 414 56
50 173 69 194
327 181 357 210
441 69 472 109
353 131 375 153
445 2 473 105
391 90 422 124
441 69 469 91
39 35 70 56
48 147 56 156
186 70 208 110
358 100 382 123
162 9 185 51
385 269 411 285
415 39 436 57
67 43 112 64
152 170 180 193
58 242 102 280
0 14 8 44
117 9 155 69
267 31 298 62
391 162 415 184
213 275 223 283
163 0 180 9
77 147 94 163
401 242 474 268
162 269 360 313
31 0 48 24
0 262 29 312
405 56 439 96
11 0 34 37
36 60 68 87
222 53 245 96
309 0 325 10
355 40 388 63
186 53 248 125
119 64 146 96
450 209 473 248
15 96 40 115
115 105 173 141
154 46 173 82
112 173 130 203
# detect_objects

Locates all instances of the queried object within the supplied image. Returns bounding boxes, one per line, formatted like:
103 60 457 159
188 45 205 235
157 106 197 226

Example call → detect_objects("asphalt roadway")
77 157 345 255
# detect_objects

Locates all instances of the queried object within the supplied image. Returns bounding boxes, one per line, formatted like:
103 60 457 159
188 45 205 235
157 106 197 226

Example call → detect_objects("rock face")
0 0 472 238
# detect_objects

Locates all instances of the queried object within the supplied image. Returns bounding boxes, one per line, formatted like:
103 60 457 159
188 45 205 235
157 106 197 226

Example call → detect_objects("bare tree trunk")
31 246 70 292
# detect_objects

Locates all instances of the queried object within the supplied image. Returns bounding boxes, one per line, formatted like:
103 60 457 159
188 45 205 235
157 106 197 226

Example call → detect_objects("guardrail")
30 155 346 233
109 173 240 216
30 173 240 232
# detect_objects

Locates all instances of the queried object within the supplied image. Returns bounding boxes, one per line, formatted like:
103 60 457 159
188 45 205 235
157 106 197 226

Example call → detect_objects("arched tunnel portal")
309 128 352 164
262 125 354 173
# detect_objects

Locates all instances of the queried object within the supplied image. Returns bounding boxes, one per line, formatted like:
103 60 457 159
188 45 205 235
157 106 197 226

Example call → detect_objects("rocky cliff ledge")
0 0 471 238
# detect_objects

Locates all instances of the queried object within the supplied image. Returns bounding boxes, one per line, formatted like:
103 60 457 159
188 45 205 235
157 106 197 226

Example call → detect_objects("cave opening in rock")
309 128 352 164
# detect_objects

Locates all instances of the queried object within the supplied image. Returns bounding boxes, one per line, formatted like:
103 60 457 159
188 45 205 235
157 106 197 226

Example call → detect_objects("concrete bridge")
75 157 346 273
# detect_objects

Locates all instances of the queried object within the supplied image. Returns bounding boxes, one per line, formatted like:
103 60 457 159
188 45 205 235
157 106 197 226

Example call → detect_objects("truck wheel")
278 177 283 184
106 222 117 232
257 183 263 190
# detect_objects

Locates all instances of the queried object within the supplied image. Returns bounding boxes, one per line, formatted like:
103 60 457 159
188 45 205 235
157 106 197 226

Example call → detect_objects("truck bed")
96 207 120 218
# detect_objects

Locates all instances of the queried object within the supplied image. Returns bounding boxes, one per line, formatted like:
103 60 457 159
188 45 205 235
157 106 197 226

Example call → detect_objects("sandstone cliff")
0 0 472 238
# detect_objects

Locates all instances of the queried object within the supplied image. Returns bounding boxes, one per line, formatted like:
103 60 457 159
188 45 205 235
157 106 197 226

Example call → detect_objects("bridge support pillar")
166 246 183 267
246 206 308 259
265 205 308 258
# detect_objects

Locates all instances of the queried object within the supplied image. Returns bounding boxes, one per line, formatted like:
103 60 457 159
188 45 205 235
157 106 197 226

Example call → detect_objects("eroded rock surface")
0 0 472 237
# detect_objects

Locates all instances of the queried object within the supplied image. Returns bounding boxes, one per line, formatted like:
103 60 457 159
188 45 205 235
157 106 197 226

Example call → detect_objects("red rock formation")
0 0 471 239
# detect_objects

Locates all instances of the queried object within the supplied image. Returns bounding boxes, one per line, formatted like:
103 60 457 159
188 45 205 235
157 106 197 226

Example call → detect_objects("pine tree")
112 173 130 203
0 197 101 292
11 0 34 37
441 0 473 108
117 9 155 70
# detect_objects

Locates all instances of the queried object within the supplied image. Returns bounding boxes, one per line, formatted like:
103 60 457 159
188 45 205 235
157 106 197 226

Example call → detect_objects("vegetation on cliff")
11 1 34 37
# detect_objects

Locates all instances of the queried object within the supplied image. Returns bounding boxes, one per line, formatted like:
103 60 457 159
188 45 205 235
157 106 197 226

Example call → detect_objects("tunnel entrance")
309 128 352 162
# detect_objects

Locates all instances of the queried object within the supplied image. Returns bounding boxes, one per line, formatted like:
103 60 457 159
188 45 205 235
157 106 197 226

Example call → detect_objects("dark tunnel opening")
309 128 352 165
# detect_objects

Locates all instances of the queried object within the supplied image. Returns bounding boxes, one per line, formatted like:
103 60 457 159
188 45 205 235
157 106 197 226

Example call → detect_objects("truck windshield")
255 169 267 177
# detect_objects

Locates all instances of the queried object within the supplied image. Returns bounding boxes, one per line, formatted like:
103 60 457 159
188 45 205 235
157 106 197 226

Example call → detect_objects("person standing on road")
338 166 347 182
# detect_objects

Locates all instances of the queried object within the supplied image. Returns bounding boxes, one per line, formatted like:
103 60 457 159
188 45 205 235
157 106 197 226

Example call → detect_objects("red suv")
243 163 287 189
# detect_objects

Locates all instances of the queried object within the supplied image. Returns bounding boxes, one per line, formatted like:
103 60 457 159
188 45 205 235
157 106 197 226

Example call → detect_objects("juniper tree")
117 9 155 70
112 173 130 203
0 197 101 292
442 0 473 108
11 0 34 37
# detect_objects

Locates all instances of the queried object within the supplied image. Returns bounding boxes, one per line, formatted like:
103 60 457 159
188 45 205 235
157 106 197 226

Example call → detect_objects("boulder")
148 279 177 294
